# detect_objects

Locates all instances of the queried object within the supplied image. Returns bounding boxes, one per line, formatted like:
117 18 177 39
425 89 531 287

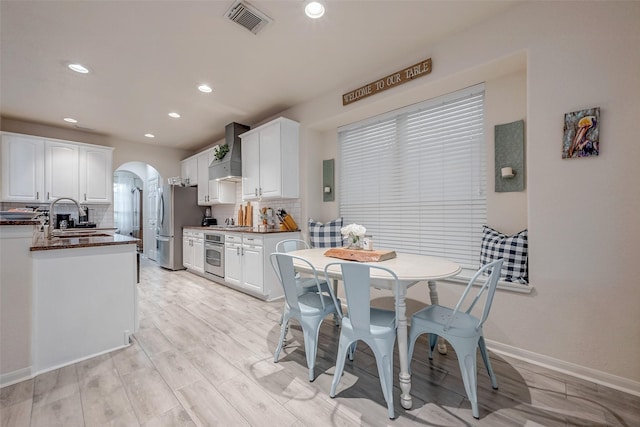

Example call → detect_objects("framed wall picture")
562 107 600 159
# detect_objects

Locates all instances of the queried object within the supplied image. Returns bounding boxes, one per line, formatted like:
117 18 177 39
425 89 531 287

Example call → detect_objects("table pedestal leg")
397 283 412 409
427 280 448 355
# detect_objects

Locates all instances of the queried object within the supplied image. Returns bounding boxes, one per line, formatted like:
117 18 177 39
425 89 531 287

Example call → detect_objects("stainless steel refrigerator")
156 185 202 270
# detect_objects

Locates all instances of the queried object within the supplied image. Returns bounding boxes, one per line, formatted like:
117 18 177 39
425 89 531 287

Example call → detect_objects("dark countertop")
30 233 139 251
0 220 40 226
184 226 299 234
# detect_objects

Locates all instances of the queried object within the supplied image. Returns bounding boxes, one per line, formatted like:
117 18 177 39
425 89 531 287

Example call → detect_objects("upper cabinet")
181 155 198 186
45 140 79 202
1 132 113 204
240 117 299 200
80 146 113 203
1 133 45 202
183 147 236 206
196 149 213 204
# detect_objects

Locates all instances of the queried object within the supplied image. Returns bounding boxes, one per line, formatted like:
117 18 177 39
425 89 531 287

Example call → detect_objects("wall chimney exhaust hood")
209 122 250 181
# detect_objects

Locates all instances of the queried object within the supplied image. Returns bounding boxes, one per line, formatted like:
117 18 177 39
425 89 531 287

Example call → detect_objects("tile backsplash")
210 184 301 229
1 202 114 229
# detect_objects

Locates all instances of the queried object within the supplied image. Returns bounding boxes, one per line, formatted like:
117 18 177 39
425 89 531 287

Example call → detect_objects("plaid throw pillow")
308 218 343 248
480 226 528 284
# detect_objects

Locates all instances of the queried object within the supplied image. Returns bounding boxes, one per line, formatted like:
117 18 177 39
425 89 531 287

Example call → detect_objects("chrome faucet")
47 197 86 239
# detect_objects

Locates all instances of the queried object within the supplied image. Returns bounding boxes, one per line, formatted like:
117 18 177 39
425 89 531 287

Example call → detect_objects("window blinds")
338 84 486 269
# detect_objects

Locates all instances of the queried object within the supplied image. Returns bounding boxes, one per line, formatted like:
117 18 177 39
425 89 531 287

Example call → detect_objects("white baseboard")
0 367 32 389
486 339 640 397
1 343 132 389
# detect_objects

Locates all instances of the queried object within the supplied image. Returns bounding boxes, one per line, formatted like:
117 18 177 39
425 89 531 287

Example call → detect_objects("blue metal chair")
271 253 342 381
408 258 504 419
325 261 399 419
275 239 332 325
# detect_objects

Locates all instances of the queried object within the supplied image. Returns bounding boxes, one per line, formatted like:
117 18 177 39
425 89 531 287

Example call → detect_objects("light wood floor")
2 257 639 426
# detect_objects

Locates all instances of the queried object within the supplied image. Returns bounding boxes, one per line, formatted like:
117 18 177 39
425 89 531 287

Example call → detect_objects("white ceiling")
0 1 518 151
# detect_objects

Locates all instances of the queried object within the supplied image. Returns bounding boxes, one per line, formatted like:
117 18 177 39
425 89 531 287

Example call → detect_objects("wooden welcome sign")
342 58 432 106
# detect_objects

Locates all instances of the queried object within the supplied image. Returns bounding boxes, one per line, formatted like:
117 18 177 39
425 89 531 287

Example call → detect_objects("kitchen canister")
363 234 374 251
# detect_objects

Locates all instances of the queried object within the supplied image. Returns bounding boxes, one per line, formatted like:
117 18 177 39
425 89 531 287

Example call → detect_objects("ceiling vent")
226 1 271 35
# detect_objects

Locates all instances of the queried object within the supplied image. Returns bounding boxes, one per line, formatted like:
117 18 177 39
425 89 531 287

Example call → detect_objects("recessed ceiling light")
68 63 90 74
144 133 155 138
168 112 181 118
304 1 325 19
63 117 78 123
198 84 212 93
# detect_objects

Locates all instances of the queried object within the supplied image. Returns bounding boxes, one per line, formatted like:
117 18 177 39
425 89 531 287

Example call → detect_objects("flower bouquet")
341 223 366 249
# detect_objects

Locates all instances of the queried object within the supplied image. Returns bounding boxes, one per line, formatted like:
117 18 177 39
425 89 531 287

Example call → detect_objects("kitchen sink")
50 232 112 239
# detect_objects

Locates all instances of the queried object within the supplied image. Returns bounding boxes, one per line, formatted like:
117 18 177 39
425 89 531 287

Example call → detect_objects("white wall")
285 1 640 388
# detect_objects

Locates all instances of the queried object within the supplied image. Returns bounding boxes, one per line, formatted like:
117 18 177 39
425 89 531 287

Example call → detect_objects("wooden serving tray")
324 247 397 262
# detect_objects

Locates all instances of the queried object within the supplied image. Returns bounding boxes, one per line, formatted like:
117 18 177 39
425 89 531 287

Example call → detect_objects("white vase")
346 234 363 249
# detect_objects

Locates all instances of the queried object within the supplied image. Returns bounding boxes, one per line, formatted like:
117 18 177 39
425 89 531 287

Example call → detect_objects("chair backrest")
276 239 310 253
270 253 327 313
325 262 399 334
447 258 504 331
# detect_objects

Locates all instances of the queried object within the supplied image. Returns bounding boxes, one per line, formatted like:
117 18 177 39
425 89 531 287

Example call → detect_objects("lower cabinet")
223 231 300 301
183 230 204 274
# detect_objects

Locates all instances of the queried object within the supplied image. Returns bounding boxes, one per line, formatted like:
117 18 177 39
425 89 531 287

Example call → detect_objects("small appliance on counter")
202 207 216 226
202 217 217 226
55 213 71 229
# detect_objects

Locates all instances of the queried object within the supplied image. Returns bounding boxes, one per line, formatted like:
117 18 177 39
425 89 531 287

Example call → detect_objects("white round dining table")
289 248 461 410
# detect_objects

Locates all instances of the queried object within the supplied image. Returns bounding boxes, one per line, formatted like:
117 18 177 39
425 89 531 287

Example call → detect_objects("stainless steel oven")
204 232 225 278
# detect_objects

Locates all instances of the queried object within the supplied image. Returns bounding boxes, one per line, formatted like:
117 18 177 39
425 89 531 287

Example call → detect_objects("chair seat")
342 307 396 337
412 305 481 338
297 293 340 316
370 307 396 332
297 277 331 296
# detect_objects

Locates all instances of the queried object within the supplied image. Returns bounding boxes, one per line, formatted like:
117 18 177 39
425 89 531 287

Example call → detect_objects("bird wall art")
563 107 600 159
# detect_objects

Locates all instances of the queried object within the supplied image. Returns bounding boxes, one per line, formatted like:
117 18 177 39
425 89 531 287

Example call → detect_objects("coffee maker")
202 207 216 226
56 213 71 229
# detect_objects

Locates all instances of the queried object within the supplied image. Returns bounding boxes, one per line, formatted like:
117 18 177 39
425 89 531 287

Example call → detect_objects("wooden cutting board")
324 248 397 262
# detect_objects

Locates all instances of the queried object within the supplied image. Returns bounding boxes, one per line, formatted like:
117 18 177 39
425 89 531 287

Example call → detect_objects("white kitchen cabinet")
183 230 204 273
241 235 264 294
223 231 300 301
183 231 193 268
45 140 79 202
241 131 260 200
224 234 243 287
240 117 299 200
210 180 235 204
79 145 113 204
1 132 113 204
197 147 236 205
181 155 198 186
1 133 45 202
196 149 213 204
